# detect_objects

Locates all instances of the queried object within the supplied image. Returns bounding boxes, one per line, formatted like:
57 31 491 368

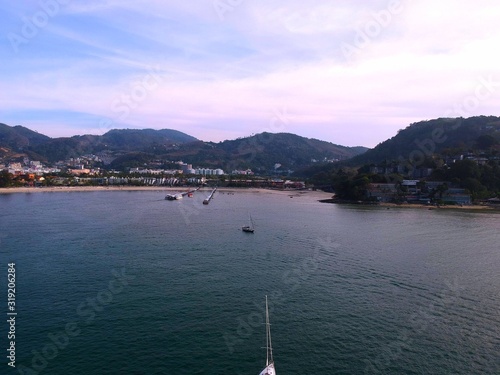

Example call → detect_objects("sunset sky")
1 0 500 147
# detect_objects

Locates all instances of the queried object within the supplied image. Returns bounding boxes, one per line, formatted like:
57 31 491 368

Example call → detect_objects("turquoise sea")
1 189 499 374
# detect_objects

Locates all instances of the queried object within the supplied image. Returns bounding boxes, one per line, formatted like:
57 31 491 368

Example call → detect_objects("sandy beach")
0 186 333 200
377 202 499 211
321 199 500 212
2 186 498 210
321 200 499 211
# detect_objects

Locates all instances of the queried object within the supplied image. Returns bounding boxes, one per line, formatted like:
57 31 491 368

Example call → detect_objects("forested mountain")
0 125 198 162
297 116 500 178
298 116 500 200
155 132 368 172
0 124 368 172
0 123 51 147
0 123 50 156
347 116 500 166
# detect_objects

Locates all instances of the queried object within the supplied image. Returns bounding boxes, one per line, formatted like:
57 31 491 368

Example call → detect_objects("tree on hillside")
332 170 371 201
0 170 13 187
448 160 480 180
476 135 498 150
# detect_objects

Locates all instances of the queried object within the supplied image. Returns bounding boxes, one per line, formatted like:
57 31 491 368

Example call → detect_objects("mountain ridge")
346 116 500 166
0 124 199 161
295 116 500 178
161 132 368 172
0 123 368 171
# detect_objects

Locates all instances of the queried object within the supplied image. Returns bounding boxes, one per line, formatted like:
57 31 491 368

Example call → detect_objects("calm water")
1 190 499 374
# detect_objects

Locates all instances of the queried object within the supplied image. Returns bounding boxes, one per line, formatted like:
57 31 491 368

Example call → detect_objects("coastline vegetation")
310 157 499 204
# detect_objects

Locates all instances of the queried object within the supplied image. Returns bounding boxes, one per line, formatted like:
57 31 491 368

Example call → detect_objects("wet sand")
377 202 498 211
0 186 333 200
2 187 497 210
322 200 499 211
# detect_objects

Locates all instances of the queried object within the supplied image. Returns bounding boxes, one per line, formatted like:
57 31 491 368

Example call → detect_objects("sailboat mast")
259 296 276 375
268 298 273 365
265 295 269 366
265 295 274 365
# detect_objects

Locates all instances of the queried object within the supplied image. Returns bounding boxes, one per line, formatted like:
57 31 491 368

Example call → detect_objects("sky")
1 0 500 148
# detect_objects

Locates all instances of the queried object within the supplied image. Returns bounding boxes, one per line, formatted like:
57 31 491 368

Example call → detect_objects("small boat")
165 193 183 200
259 296 276 375
242 213 255 233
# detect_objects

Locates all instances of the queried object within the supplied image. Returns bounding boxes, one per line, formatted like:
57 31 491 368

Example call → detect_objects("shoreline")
2 187 498 211
379 202 498 211
0 186 332 199
319 198 500 211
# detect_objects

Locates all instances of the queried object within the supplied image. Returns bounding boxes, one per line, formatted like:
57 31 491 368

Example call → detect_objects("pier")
165 187 200 200
203 187 217 205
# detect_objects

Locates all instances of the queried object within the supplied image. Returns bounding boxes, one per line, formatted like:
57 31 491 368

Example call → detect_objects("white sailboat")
242 212 255 233
259 296 276 375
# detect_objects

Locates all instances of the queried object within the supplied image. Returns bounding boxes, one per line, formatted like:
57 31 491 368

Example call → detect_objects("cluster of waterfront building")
2 158 231 177
127 163 225 176
368 153 499 179
367 180 472 205
2 157 311 189
1 159 61 175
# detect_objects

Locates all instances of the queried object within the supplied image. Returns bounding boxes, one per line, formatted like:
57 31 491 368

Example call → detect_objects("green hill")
298 116 500 200
347 116 500 166
297 116 500 178
100 129 198 151
0 123 367 171
0 125 199 162
157 132 368 173
0 123 51 147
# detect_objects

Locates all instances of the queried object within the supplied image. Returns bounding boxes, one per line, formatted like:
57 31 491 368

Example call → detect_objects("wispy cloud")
1 0 500 146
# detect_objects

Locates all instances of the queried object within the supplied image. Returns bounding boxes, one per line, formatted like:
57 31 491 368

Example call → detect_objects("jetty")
203 187 217 205
165 187 200 200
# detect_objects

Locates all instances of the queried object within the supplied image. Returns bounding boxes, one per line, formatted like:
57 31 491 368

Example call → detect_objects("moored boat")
242 212 255 233
165 193 183 200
